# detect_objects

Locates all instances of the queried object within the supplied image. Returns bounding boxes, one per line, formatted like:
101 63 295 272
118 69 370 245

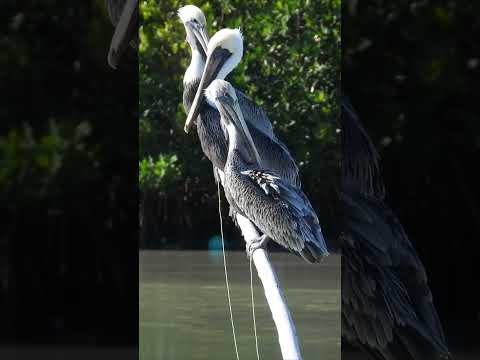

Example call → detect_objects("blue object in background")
208 235 224 264
208 235 223 251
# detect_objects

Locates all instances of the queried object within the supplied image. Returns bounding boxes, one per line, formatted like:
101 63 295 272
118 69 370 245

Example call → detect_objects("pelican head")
178 5 209 57
108 0 138 69
205 80 261 165
184 28 244 133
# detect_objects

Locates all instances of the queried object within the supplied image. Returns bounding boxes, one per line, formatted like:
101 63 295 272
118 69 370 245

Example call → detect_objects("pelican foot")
246 234 270 259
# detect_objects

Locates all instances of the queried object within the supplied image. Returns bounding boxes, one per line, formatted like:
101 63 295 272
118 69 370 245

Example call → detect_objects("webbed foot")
246 234 270 259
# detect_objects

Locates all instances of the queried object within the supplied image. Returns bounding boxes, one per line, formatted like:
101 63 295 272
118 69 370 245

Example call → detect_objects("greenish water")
140 250 341 360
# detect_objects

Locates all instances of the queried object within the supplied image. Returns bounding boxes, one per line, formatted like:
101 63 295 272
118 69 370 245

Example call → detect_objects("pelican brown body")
183 78 285 178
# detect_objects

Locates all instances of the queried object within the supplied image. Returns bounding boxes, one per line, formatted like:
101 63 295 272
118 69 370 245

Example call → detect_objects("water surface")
140 250 341 360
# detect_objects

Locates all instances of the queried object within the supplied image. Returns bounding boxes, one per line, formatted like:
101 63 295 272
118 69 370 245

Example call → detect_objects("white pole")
236 214 303 360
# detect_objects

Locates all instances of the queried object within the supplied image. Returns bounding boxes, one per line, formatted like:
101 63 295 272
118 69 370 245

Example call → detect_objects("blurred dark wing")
341 96 385 200
106 0 125 26
340 185 450 359
106 0 138 50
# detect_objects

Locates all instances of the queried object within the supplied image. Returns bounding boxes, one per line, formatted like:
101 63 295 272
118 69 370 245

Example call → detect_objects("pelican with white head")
184 28 244 133
177 5 210 93
177 5 209 56
205 84 328 263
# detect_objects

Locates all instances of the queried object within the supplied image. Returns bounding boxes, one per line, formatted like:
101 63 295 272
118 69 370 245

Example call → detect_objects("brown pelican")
106 0 138 69
178 7 273 135
205 79 328 263
339 97 451 359
182 26 300 187
178 5 209 113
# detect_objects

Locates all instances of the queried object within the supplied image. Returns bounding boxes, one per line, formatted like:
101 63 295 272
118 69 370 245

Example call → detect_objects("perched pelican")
182 26 300 186
205 79 329 263
106 0 138 69
178 7 274 137
177 5 209 113
339 98 451 359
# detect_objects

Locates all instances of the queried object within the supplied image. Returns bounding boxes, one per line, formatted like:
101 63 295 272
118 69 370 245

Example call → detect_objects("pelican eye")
216 94 230 103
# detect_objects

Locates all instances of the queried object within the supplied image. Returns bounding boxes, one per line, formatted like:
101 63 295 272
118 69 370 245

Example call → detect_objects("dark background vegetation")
140 0 341 249
0 1 138 347
343 0 480 352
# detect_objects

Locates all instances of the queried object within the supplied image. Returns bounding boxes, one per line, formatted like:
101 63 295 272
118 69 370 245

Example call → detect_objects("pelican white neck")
184 49 205 85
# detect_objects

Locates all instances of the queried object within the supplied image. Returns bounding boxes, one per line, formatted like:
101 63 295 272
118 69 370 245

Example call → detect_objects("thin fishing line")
217 179 240 360
250 256 261 360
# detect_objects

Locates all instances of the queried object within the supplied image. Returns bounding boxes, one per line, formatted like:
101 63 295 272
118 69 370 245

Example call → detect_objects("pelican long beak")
108 0 138 69
186 22 209 57
218 96 262 166
184 47 232 133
